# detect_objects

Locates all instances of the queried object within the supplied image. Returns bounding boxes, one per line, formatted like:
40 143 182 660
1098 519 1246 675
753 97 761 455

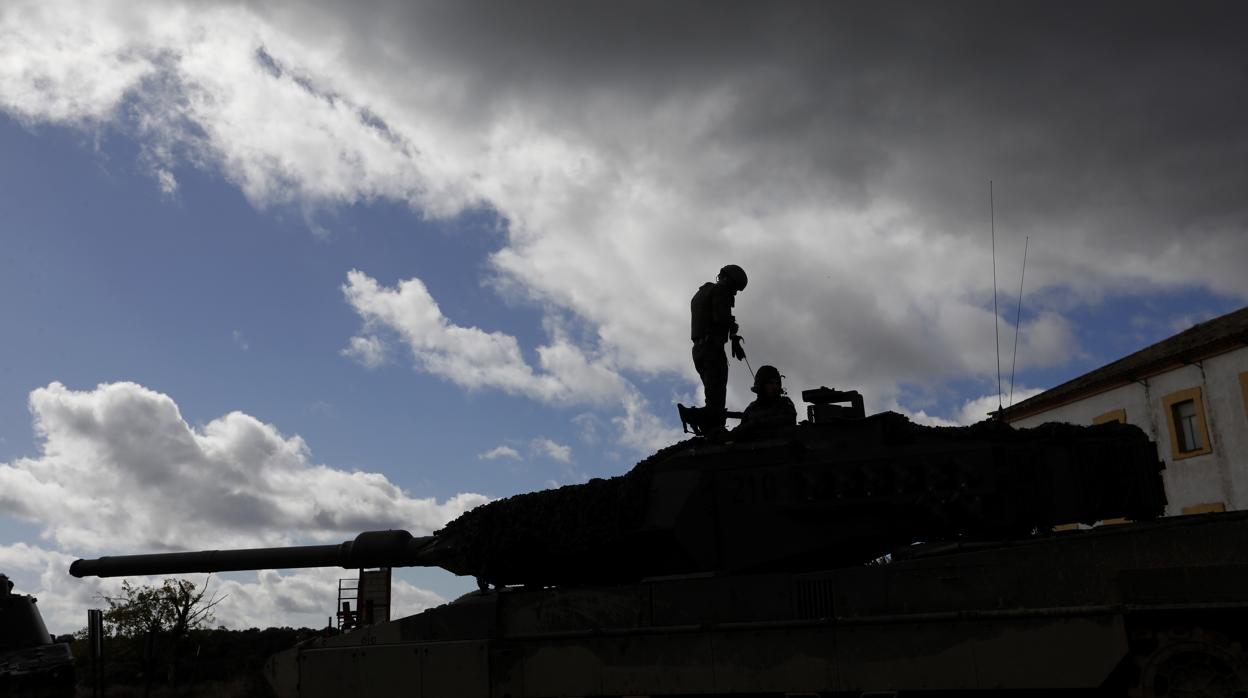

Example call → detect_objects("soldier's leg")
701 344 729 430
693 343 722 431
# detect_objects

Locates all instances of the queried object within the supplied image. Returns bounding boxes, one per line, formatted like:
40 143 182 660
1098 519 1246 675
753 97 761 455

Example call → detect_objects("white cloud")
529 438 572 464
0 382 482 633
342 270 683 451
0 1 155 125
0 382 488 553
949 394 1007 425
1012 312 1080 371
894 387 1046 427
1166 310 1217 335
208 567 444 631
3 1 1245 431
341 334 387 368
232 329 249 351
155 168 178 195
613 393 684 454
342 270 633 405
571 413 602 445
900 409 960 428
959 388 1046 424
477 445 521 461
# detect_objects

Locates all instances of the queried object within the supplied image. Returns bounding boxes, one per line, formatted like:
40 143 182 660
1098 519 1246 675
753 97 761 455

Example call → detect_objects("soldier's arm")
712 287 737 333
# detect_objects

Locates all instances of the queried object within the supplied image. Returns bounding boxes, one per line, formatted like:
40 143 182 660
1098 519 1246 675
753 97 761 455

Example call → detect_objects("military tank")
0 574 75 698
72 388 1166 587
71 388 1192 696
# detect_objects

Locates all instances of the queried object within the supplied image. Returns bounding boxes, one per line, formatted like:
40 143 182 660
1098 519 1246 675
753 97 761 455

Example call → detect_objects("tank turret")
70 394 1166 589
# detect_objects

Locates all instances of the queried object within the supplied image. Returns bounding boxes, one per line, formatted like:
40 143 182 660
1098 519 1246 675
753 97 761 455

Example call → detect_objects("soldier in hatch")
736 365 798 432
690 264 748 433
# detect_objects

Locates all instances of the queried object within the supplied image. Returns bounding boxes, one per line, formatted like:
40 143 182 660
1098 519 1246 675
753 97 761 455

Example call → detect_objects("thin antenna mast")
991 181 1002 414
1008 236 1029 407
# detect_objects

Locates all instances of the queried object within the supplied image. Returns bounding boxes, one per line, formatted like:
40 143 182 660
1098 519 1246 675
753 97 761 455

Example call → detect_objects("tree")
103 577 225 694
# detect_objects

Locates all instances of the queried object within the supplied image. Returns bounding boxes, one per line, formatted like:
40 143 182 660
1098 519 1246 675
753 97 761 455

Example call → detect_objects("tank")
70 391 1189 696
0 574 75 698
71 389 1167 587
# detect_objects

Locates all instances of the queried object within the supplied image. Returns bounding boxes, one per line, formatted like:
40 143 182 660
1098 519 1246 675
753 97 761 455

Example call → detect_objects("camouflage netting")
432 415 1163 583
434 438 700 579
873 411 1154 446
724 409 1154 448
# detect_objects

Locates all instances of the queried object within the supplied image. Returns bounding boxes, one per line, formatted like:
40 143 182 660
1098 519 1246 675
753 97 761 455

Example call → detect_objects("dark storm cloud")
274 0 1248 246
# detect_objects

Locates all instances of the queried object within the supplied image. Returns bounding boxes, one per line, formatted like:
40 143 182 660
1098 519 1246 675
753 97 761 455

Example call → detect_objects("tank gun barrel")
69 530 435 579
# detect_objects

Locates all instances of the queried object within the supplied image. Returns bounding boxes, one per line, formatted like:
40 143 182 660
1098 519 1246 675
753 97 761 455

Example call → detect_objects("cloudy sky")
2 1 1245 633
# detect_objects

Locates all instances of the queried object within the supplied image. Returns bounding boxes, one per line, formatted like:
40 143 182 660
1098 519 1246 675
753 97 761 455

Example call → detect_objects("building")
1000 306 1248 517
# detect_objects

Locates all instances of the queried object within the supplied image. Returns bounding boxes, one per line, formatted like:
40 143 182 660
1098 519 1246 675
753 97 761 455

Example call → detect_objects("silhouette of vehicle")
71 389 1248 696
1 574 74 697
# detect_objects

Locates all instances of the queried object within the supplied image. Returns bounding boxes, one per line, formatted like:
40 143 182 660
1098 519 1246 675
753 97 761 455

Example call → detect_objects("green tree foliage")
104 578 223 638
101 578 225 695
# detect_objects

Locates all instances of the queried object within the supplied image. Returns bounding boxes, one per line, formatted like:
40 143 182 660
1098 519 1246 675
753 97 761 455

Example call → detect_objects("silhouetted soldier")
736 365 797 433
691 264 748 432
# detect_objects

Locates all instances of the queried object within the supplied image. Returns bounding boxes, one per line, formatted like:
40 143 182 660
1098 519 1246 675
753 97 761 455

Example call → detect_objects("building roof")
1000 305 1248 422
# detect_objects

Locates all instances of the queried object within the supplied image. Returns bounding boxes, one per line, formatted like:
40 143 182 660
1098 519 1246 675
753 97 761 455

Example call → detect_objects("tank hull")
266 511 1248 697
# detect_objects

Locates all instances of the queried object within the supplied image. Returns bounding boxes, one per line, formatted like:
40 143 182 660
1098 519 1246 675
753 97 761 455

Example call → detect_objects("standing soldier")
690 264 748 433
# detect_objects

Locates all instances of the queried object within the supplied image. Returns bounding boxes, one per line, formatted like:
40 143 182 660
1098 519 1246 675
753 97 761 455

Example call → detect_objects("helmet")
751 365 783 393
719 264 748 291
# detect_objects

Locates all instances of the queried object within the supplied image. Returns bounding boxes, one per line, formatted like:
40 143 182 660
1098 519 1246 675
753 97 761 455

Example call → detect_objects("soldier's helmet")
719 264 748 291
751 365 783 393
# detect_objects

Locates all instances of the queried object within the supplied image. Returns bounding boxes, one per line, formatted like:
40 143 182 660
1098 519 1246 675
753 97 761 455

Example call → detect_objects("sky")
1 0 1246 634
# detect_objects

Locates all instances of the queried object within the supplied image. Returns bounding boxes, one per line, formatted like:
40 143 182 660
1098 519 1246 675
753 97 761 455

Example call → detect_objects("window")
1172 400 1203 452
1161 387 1213 460
1092 409 1126 425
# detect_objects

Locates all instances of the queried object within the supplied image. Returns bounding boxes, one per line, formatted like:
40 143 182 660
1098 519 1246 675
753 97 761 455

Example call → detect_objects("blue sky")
0 120 632 496
1 1 1245 633
0 116 650 623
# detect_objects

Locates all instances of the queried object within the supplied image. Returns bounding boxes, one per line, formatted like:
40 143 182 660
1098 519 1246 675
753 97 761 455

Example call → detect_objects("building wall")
1009 346 1248 516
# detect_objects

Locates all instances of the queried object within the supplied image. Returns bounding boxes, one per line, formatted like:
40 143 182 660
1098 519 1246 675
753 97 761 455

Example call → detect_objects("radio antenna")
991 181 1002 415
1008 236 1029 407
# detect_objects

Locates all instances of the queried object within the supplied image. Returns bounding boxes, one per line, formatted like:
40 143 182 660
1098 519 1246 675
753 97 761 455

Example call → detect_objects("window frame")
1161 386 1213 460
1092 408 1126 425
